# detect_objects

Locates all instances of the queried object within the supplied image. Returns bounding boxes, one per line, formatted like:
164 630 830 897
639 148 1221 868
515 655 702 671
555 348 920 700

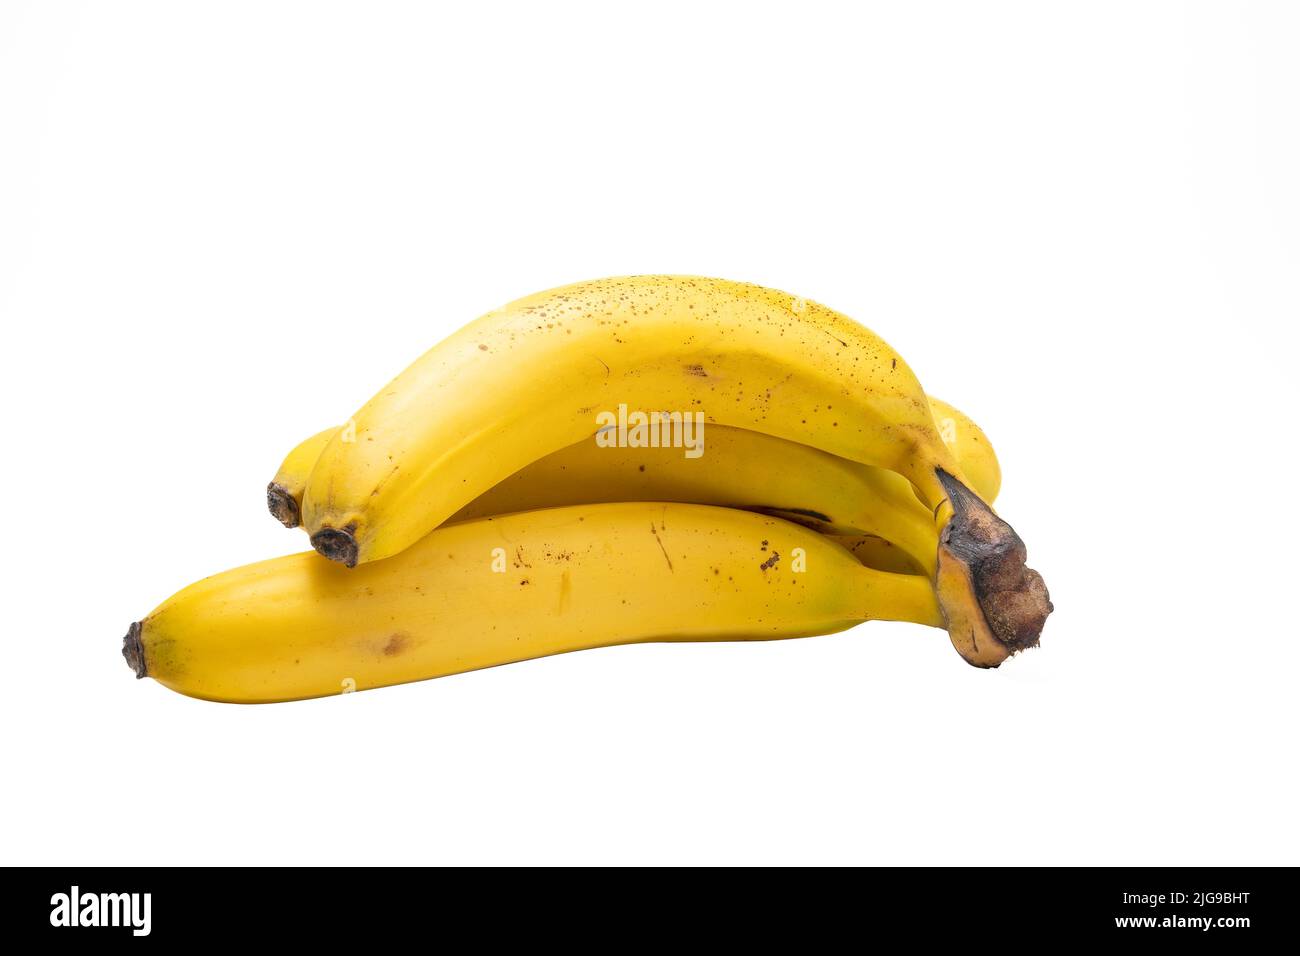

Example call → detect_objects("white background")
2 1 1296 866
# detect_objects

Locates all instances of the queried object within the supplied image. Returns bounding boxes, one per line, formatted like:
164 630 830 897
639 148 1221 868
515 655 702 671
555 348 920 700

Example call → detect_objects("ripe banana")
825 534 926 575
268 397 999 577
298 276 1049 666
449 426 947 568
123 503 943 704
266 427 335 528
928 397 1000 504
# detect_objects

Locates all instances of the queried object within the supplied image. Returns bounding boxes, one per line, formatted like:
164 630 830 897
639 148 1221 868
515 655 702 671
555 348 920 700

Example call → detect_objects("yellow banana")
448 426 944 567
266 427 335 528
123 503 944 704
297 276 1049 665
450 395 1005 572
929 397 1000 504
301 276 966 561
268 409 1005 617
268 396 999 577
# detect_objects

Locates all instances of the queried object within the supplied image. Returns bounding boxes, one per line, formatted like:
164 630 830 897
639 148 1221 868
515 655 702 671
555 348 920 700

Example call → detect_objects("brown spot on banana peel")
934 468 1052 667
650 523 674 571
266 482 301 528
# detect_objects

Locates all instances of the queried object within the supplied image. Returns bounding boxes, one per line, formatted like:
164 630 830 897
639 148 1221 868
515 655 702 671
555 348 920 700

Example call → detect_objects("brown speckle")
650 523 674 571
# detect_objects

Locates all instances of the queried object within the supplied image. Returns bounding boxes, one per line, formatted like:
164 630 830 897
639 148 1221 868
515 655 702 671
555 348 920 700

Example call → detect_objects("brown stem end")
266 482 301 528
122 621 147 679
311 525 359 567
935 468 1053 665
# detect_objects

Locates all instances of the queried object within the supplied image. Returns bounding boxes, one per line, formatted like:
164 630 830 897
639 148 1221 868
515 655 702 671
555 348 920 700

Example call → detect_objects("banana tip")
122 621 147 679
266 482 301 528
311 526 359 568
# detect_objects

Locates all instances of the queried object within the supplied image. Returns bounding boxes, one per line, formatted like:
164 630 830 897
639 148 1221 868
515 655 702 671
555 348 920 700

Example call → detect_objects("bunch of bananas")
124 276 1051 703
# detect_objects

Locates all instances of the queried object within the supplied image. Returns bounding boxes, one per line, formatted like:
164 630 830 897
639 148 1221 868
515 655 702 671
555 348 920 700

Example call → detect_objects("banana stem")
932 468 1052 666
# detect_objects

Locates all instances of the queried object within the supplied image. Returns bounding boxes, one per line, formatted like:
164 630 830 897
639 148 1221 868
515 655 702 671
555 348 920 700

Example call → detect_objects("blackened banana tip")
311 527 359 568
266 482 301 528
122 621 147 679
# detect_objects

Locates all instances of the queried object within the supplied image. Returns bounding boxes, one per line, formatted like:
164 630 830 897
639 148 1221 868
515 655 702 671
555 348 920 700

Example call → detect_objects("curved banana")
447 426 943 567
123 503 943 704
269 396 1000 577
453 395 1005 565
302 276 964 560
266 427 335 528
298 276 1049 665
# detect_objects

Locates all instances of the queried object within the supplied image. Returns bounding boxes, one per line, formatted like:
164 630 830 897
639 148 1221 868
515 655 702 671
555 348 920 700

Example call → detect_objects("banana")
123 503 944 704
266 427 335 528
825 534 927 575
448 425 945 569
928 397 1000 504
298 276 1049 666
268 396 999 577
